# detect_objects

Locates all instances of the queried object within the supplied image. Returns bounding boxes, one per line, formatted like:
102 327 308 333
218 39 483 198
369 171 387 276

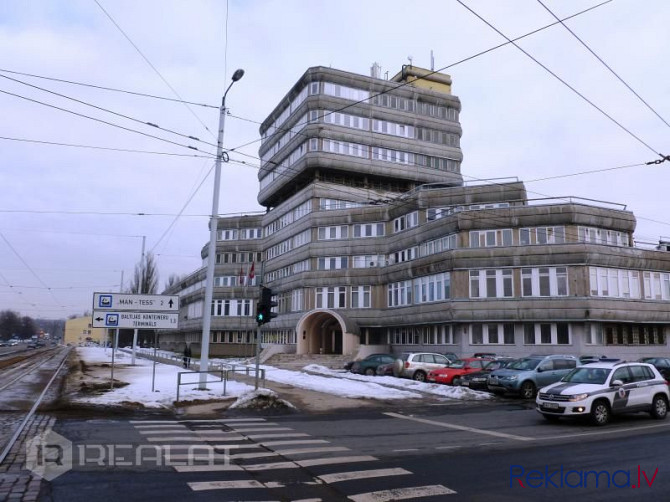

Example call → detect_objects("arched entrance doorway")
296 309 360 355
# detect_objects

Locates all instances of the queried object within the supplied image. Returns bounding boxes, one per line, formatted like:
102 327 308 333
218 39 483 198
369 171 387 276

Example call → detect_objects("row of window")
589 267 670 300
218 228 263 241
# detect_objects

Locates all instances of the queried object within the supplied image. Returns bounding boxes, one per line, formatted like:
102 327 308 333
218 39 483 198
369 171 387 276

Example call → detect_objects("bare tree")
128 252 159 294
164 273 183 291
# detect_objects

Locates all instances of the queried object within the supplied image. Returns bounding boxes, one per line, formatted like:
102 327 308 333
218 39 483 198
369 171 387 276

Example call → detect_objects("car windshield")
483 360 505 371
449 360 465 368
507 358 541 370
562 367 610 384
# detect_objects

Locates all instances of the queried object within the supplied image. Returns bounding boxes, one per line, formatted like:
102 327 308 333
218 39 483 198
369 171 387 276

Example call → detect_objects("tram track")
0 346 72 466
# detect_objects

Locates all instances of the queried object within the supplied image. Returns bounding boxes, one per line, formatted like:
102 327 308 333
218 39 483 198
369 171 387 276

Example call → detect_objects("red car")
427 358 493 386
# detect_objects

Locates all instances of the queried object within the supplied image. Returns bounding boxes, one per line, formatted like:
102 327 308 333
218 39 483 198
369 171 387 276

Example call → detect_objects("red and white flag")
248 261 255 281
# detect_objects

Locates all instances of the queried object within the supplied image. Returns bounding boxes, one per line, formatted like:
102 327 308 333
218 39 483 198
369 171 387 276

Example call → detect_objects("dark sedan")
459 358 514 390
351 354 396 376
639 357 670 380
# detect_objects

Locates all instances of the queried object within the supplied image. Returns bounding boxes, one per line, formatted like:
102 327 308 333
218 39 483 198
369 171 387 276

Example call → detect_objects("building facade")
64 316 107 346
161 65 670 361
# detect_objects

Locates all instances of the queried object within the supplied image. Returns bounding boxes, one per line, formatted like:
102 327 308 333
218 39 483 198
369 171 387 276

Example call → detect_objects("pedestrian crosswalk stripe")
130 420 179 424
245 461 299 471
274 446 349 456
259 439 329 447
188 480 264 491
247 432 310 440
318 467 411 484
297 456 377 467
230 427 293 432
349 484 456 501
174 464 243 473
134 424 187 429
138 430 194 434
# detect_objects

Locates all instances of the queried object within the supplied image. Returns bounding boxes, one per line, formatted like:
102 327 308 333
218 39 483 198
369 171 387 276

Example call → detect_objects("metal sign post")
152 331 158 392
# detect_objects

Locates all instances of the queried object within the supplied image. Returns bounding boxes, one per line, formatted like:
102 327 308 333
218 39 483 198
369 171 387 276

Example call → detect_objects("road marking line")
147 436 212 442
274 446 349 456
259 439 329 447
384 412 532 442
435 446 460 450
130 420 179 424
212 443 261 449
165 451 279 461
188 479 262 491
392 448 419 452
179 418 265 423
245 461 299 471
229 451 279 460
231 427 293 432
174 464 243 473
228 422 279 427
318 467 411 484
540 422 670 440
247 433 310 440
298 456 377 467
349 484 456 501
138 430 194 435
134 424 186 429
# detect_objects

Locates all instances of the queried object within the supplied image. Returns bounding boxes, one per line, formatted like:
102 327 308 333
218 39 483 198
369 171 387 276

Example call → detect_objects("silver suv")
488 354 577 399
393 352 452 382
537 361 670 425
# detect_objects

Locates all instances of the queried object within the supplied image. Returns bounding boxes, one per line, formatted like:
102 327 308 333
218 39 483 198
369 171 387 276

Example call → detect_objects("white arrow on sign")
92 311 179 330
93 293 179 312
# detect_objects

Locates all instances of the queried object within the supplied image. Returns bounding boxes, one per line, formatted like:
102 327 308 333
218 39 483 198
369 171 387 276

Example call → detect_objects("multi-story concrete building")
162 64 670 361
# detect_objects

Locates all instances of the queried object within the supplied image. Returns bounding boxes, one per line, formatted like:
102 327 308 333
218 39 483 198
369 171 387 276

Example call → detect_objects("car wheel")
451 377 461 387
590 400 610 426
543 414 560 422
413 371 426 382
650 395 668 420
365 368 375 376
520 381 536 399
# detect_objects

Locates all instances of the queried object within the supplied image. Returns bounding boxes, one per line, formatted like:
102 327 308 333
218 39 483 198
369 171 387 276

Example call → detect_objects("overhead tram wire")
0 232 63 308
0 67 217 108
0 87 216 157
0 73 220 150
93 0 216 139
536 0 670 130
222 1 614 157
0 135 214 158
455 0 664 160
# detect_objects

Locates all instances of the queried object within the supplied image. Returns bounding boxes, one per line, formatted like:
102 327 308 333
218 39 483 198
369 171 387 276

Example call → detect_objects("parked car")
376 362 395 376
427 358 493 385
350 354 396 376
26 341 38 349
459 358 515 390
488 355 578 399
639 357 670 380
443 352 459 363
473 352 497 358
393 352 452 382
536 361 670 425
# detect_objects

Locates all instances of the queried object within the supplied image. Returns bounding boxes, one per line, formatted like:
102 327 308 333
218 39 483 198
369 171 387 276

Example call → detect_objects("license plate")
489 377 498 385
544 402 559 410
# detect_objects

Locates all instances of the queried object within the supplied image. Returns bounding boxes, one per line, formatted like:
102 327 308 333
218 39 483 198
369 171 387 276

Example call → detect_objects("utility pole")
199 69 245 389
131 235 146 365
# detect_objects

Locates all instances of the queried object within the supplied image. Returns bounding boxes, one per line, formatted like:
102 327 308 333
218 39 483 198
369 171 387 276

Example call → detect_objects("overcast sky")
1 0 669 320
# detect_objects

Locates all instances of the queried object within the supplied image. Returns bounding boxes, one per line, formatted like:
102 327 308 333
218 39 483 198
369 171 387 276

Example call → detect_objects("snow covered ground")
72 347 491 409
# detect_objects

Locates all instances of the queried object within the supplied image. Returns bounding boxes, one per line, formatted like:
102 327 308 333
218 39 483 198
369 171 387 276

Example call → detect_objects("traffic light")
256 286 278 325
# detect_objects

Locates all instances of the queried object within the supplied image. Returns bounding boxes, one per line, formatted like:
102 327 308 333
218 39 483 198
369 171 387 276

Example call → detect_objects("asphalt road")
37 399 670 501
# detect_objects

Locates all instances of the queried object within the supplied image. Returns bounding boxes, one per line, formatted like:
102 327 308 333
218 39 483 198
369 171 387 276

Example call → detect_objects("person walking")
183 345 191 368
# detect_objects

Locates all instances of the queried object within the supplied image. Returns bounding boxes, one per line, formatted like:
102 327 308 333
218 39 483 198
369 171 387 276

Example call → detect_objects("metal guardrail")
176 370 226 402
124 348 267 398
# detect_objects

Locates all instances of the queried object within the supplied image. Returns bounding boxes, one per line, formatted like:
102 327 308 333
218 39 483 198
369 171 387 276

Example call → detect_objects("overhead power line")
455 0 663 159
0 135 213 158
0 67 217 108
536 0 670 130
0 87 215 156
93 0 215 138
0 72 218 149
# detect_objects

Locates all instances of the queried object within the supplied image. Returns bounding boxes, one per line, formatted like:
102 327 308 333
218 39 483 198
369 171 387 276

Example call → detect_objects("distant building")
64 316 107 346
162 64 670 360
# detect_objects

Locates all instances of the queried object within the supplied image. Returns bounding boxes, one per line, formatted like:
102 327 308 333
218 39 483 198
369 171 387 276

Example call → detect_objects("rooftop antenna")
407 55 413 67
430 50 435 71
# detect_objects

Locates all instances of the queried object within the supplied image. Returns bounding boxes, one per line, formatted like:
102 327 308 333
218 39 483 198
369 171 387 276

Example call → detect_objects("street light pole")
199 69 245 389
